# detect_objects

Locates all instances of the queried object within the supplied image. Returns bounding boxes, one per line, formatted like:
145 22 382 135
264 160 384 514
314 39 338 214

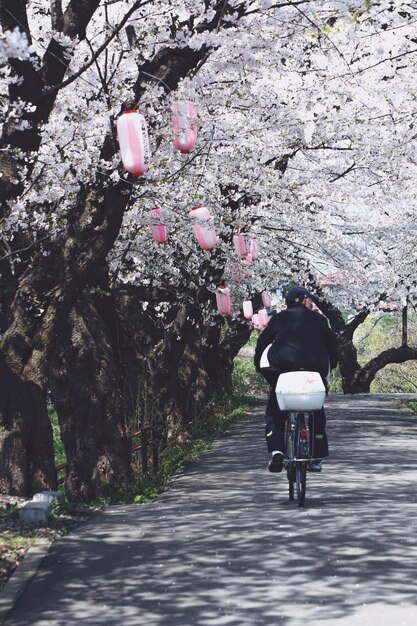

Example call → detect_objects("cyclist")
254 286 338 473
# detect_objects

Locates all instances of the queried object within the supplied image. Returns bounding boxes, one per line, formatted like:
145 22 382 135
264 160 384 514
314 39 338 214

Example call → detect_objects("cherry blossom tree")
1 0 417 496
0 0 269 496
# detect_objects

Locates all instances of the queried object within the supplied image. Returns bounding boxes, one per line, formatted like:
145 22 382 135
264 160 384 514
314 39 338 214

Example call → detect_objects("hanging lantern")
243 300 253 320
244 253 252 267
172 100 197 154
148 207 167 244
233 233 247 259
258 308 269 327
252 313 261 330
262 292 272 308
250 237 258 261
216 286 231 316
190 205 217 251
116 110 151 176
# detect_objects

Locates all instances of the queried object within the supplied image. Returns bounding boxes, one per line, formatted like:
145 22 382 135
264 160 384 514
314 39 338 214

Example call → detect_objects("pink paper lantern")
149 207 167 244
172 100 197 154
262 292 272 308
252 313 261 330
116 110 151 176
216 286 231 316
190 205 217 251
243 300 253 320
233 233 247 259
250 237 258 261
244 253 252 267
258 308 269 327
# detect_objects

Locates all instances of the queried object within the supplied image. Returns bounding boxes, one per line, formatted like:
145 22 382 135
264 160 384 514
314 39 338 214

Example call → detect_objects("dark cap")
285 286 314 307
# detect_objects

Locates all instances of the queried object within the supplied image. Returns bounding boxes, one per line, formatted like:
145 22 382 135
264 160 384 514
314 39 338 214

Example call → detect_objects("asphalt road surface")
5 394 417 626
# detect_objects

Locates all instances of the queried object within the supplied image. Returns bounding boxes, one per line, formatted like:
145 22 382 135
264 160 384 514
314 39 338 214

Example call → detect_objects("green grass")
232 357 266 397
403 401 417 414
246 331 259 349
48 408 66 467
48 407 67 486
0 534 35 549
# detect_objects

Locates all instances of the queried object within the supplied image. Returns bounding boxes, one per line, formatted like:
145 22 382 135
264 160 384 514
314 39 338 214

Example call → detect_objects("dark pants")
263 371 329 458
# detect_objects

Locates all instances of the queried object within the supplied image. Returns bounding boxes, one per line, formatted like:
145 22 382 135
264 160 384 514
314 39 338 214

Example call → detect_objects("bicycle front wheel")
296 462 307 507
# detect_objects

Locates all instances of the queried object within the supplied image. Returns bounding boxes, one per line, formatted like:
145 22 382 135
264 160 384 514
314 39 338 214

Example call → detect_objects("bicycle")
276 371 326 508
283 410 315 507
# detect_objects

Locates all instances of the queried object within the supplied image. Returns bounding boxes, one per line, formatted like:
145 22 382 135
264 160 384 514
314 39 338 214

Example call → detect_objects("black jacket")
254 305 338 378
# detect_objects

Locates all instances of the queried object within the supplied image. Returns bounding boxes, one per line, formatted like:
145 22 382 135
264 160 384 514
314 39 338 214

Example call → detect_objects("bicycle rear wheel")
287 464 295 501
294 412 309 507
296 462 307 507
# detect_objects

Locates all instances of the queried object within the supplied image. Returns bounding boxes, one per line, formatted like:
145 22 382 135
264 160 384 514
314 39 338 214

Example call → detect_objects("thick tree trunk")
0 181 130 495
146 303 198 444
202 315 253 389
0 352 55 494
0 6 106 492
113 286 168 429
335 333 363 394
49 290 132 501
114 286 219 452
177 320 211 433
145 299 251 444
402 304 408 347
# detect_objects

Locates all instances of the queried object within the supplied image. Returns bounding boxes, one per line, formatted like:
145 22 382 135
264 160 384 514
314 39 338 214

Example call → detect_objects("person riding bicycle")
254 286 338 473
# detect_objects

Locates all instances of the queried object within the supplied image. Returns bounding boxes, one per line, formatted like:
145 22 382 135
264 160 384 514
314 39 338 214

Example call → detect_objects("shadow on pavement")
5 395 417 625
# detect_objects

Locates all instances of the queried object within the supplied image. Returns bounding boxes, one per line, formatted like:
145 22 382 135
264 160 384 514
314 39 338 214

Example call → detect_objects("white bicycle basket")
275 371 325 411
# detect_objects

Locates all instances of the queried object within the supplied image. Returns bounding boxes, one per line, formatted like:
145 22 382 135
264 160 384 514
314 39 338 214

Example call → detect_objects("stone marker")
32 491 65 504
19 501 51 525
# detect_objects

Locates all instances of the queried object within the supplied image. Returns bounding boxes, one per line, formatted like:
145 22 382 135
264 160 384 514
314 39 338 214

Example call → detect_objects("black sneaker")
268 452 284 473
307 460 322 472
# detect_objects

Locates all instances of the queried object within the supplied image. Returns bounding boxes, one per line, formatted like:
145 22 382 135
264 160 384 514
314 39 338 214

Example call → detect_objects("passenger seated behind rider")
254 286 338 473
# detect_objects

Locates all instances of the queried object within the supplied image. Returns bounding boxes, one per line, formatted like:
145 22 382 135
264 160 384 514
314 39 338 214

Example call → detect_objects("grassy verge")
403 401 417 413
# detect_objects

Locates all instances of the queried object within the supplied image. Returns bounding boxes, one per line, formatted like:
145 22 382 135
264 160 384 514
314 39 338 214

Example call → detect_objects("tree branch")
329 162 356 183
347 47 417 78
344 308 370 339
40 0 153 99
357 345 417 391
0 0 31 38
0 235 52 263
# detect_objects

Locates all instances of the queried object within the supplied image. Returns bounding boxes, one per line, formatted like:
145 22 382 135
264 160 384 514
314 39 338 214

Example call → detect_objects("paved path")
4 394 417 625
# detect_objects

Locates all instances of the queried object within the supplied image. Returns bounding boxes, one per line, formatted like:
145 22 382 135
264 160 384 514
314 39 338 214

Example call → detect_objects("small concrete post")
19 502 52 525
32 491 65 505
